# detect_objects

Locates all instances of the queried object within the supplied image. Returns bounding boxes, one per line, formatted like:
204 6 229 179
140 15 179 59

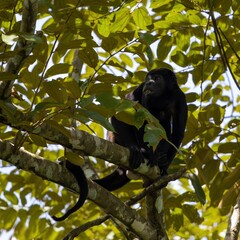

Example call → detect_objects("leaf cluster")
0 0 240 239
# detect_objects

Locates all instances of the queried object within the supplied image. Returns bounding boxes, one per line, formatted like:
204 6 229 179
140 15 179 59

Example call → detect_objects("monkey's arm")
168 91 188 163
111 116 146 169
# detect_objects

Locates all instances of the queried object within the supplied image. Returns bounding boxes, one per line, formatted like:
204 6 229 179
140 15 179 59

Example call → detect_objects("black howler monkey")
94 68 188 190
52 68 187 221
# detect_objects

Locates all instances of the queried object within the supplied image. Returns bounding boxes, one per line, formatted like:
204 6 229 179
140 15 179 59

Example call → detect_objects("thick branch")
0 0 38 99
0 139 157 239
225 197 240 240
0 102 160 179
64 169 186 240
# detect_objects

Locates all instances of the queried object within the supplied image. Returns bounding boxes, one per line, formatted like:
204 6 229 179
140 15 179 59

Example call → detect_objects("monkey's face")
143 68 177 98
143 73 166 97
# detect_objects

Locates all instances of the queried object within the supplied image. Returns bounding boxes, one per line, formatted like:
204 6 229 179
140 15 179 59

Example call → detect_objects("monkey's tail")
94 167 130 191
51 161 88 221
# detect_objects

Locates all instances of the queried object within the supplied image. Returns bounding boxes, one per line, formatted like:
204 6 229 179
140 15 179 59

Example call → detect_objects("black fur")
95 68 188 190
51 161 88 221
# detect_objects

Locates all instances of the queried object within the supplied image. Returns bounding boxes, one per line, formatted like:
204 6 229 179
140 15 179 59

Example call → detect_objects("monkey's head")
143 68 177 97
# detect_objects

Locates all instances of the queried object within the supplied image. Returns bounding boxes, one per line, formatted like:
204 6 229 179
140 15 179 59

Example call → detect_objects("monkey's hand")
129 146 145 169
154 152 170 174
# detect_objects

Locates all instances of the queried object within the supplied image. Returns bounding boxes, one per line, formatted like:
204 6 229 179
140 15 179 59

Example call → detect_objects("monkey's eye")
155 76 162 81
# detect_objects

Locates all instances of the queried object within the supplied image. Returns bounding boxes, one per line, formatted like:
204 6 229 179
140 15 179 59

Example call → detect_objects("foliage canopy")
0 0 239 239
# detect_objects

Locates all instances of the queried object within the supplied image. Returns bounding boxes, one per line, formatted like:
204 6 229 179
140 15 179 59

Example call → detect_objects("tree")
0 0 239 239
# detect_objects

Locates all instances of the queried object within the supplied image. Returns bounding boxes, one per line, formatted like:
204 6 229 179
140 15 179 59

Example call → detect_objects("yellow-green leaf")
132 6 152 30
4 191 18 205
110 8 131 33
0 72 17 81
43 80 68 103
44 63 71 78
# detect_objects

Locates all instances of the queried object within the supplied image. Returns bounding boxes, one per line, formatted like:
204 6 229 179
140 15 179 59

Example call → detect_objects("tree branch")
0 101 160 179
0 0 38 99
63 168 187 240
0 139 157 239
225 197 240 240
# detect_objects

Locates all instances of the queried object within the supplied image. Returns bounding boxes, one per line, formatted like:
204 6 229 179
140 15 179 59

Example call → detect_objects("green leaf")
187 13 202 25
132 6 152 30
1 33 18 45
20 187 32 206
210 172 228 206
115 108 136 126
186 92 199 102
0 1 15 8
182 204 203 224
120 54 134 67
78 48 99 68
188 173 206 205
98 17 112 37
116 99 136 112
146 45 154 67
2 208 18 230
19 33 43 43
101 37 118 53
144 123 166 149
29 134 47 147
43 80 68 103
95 92 120 109
157 35 173 61
218 142 238 153
150 0 174 9
56 39 96 52
75 109 114 131
110 8 131 33
0 72 17 81
222 165 240 189
44 63 71 78
139 32 157 45
4 191 19 205
65 152 85 166
228 119 240 129
219 182 240 215
176 30 191 51
31 102 63 114
171 50 188 67
172 208 183 231
62 77 82 99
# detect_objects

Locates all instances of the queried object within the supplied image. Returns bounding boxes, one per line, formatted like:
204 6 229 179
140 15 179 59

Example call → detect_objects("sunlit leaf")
1 208 18 230
44 63 71 78
78 48 99 68
65 152 85 166
150 0 174 9
95 92 120 109
171 50 188 67
43 80 68 103
144 123 166 149
132 6 152 30
110 8 131 32
1 33 18 45
4 191 18 205
172 208 183 231
98 17 112 37
157 35 173 61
